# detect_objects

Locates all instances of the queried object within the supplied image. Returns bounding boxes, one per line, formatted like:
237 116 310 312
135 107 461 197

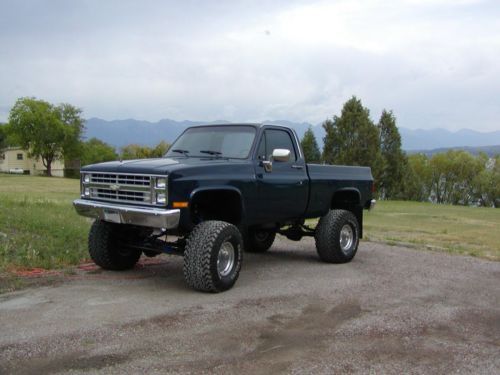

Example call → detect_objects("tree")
151 140 170 158
448 151 484 205
429 152 454 204
473 154 500 208
322 96 382 181
377 110 407 199
8 97 84 176
121 144 153 160
300 126 321 163
488 155 500 208
401 153 432 201
121 141 170 160
57 103 85 160
401 151 498 206
428 150 483 205
81 138 117 166
0 123 9 150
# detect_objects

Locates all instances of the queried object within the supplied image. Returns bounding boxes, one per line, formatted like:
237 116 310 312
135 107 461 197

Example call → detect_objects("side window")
265 129 297 161
17 153 23 160
256 133 266 160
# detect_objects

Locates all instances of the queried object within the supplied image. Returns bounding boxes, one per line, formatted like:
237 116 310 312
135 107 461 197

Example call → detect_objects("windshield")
166 125 257 159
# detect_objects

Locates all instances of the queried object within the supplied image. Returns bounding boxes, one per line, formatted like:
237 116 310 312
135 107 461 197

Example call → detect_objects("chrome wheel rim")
217 241 235 277
339 224 354 253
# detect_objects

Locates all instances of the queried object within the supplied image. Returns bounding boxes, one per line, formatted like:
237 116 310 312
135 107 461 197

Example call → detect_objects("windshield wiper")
171 149 190 156
200 150 223 156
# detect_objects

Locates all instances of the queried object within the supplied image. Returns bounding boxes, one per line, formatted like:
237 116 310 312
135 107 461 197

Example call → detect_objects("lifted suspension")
126 230 186 256
278 223 316 241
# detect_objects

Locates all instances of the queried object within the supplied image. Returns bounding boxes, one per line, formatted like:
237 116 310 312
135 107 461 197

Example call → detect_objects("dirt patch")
252 301 362 356
0 256 173 294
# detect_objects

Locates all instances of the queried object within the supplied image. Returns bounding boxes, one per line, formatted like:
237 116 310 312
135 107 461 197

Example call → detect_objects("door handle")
261 160 273 173
291 165 304 169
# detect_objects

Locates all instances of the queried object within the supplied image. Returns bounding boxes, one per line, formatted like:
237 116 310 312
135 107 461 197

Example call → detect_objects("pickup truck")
74 123 375 292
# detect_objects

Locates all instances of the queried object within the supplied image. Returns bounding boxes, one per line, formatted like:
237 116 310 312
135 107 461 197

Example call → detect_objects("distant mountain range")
84 117 500 153
83 118 318 149
399 128 500 151
407 145 500 157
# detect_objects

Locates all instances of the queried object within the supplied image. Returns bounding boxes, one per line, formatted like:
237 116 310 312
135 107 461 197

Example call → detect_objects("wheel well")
331 189 363 238
190 189 243 225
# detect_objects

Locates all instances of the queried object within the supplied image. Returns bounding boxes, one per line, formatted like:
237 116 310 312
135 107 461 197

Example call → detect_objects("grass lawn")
1 175 499 276
0 174 90 272
363 200 500 261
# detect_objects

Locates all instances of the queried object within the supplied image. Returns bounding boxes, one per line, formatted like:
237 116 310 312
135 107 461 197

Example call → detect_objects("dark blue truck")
74 123 375 292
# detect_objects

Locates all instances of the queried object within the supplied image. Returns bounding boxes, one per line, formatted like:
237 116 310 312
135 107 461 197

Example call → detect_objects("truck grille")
82 172 166 206
89 173 151 187
91 188 151 203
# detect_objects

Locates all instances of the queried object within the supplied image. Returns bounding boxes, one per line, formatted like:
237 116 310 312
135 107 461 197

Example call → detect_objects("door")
254 128 309 222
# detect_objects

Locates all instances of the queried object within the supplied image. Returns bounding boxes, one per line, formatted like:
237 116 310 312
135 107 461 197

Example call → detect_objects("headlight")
83 174 90 183
156 193 166 204
156 177 167 189
84 187 90 197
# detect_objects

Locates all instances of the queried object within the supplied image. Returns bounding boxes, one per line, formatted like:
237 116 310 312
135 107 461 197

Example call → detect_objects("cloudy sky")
1 0 499 131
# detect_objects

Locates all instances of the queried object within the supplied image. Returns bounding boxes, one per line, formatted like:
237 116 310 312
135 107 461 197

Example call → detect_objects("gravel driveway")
1 238 499 374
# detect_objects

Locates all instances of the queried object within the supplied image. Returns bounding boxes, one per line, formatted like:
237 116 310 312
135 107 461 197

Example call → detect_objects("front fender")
189 186 246 224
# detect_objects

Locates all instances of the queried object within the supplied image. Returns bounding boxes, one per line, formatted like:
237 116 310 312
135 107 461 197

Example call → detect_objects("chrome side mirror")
272 149 291 162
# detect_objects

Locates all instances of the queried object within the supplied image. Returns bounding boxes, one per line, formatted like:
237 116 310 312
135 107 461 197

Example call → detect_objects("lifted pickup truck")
74 123 375 292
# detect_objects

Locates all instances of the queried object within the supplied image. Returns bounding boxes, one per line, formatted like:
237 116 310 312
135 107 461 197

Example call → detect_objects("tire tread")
314 209 359 263
88 220 141 270
183 221 242 292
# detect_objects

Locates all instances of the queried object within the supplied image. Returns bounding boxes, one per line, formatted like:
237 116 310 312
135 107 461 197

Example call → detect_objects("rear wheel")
183 220 243 292
314 209 360 263
88 220 143 270
244 227 276 253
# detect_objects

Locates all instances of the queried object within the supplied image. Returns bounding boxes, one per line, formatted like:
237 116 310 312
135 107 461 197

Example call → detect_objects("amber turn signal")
173 201 189 208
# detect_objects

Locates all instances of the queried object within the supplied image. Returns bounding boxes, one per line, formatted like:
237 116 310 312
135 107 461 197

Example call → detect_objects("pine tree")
322 96 382 180
301 126 321 163
377 110 407 199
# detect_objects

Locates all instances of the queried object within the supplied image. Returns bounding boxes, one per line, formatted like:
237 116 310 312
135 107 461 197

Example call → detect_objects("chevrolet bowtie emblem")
109 184 120 191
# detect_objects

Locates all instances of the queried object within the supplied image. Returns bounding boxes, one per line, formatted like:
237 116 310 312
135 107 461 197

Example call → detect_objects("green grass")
363 200 500 261
0 174 91 271
0 175 499 274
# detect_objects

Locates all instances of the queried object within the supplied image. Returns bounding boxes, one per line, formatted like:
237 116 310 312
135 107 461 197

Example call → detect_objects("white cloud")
0 0 499 131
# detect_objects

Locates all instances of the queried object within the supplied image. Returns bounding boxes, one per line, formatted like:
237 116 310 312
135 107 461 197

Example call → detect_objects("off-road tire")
88 220 142 270
315 209 360 263
183 220 243 292
244 227 276 253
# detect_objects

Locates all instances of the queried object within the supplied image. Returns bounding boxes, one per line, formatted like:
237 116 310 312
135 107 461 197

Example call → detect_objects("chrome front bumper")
73 199 180 229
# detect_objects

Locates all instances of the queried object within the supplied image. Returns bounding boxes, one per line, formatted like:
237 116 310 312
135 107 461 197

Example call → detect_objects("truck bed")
305 164 373 218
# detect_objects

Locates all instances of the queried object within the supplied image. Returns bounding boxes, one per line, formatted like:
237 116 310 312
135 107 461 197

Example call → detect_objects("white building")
0 147 65 177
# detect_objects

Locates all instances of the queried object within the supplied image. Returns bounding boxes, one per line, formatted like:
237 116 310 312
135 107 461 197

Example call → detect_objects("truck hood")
81 157 241 174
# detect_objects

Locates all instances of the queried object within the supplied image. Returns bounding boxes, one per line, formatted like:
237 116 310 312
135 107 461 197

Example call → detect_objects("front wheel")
88 220 142 270
183 221 243 292
314 209 360 263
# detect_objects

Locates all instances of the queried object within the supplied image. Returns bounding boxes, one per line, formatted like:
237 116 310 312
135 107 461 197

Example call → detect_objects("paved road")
1 238 499 374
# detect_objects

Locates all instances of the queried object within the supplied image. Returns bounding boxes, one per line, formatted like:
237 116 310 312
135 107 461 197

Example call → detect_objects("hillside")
408 145 500 157
400 128 500 150
84 118 500 151
83 118 322 149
